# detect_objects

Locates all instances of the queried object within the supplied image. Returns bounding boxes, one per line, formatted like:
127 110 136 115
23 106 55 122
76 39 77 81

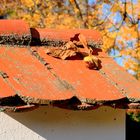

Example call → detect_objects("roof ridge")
0 20 102 47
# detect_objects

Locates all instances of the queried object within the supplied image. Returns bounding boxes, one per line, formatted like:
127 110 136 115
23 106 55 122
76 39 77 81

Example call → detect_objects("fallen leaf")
78 34 93 54
46 41 79 60
78 34 88 48
83 55 99 69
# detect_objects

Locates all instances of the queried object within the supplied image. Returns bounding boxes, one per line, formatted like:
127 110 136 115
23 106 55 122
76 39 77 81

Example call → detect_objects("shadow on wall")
0 106 125 140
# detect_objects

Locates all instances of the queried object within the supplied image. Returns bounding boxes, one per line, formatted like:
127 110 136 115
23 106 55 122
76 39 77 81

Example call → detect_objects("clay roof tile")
0 20 140 112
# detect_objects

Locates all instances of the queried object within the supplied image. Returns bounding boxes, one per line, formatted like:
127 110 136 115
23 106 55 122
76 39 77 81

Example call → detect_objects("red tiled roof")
0 20 140 112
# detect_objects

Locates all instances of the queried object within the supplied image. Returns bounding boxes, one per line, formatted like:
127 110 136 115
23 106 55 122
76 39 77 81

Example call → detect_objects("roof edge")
0 93 138 112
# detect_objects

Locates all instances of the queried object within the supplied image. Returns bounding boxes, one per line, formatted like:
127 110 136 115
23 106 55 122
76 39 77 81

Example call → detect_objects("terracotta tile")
0 20 140 112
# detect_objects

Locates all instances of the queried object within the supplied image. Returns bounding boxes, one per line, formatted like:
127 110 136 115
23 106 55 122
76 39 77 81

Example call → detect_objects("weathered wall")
0 106 125 140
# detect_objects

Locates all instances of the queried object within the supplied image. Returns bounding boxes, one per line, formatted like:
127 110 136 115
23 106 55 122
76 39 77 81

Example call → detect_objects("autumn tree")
0 0 140 79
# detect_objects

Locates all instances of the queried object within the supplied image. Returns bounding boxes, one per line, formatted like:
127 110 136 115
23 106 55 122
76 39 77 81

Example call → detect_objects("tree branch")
73 0 83 21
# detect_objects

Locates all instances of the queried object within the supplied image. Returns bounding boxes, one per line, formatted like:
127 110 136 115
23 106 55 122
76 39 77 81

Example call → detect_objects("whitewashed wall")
0 106 125 140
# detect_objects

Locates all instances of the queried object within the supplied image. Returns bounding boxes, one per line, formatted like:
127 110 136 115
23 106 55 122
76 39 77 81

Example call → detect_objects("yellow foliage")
102 32 117 52
21 0 34 7
112 4 121 13
20 0 40 8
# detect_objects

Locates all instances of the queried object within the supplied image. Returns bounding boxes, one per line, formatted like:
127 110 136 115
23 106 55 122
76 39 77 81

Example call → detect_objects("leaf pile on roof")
46 34 100 70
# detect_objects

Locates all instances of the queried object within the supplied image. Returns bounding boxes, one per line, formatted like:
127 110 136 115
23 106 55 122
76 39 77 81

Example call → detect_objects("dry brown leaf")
78 34 88 48
46 41 79 60
78 34 93 54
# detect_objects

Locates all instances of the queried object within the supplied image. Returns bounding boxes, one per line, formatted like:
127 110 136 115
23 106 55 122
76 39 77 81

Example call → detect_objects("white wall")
0 106 125 140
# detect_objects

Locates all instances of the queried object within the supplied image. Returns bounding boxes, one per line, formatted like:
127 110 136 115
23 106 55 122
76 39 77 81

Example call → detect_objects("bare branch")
73 0 83 21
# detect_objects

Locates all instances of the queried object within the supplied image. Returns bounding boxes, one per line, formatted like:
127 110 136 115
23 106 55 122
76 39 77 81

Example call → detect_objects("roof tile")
31 28 102 46
0 20 140 112
0 20 31 45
